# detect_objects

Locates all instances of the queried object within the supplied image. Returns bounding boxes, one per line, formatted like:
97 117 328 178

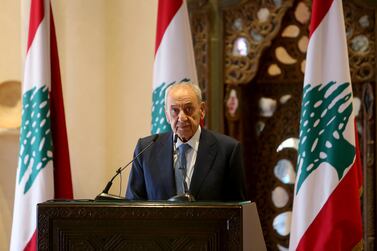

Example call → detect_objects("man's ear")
200 102 206 120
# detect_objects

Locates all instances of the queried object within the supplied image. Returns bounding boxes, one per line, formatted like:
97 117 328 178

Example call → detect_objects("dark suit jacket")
126 129 246 201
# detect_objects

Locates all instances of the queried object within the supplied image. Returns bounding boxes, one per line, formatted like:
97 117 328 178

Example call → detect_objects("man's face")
165 85 205 142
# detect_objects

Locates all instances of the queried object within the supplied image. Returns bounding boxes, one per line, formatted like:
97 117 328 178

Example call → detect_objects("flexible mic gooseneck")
95 134 159 200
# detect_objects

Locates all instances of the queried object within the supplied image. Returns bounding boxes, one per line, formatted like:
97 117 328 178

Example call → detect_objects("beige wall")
0 0 157 249
0 0 21 248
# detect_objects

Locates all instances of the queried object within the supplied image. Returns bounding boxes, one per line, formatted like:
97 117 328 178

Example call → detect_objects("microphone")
95 134 159 200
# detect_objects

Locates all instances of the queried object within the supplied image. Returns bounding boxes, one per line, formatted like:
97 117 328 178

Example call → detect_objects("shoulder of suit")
138 132 171 144
204 129 240 145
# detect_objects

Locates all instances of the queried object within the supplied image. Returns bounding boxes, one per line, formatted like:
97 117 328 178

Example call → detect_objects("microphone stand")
95 135 159 201
95 167 129 200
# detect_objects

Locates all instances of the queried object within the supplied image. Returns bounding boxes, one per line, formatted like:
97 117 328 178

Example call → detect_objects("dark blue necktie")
175 144 190 194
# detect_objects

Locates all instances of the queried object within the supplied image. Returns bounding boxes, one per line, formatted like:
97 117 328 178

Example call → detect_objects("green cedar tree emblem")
296 81 355 193
152 82 172 134
19 85 53 194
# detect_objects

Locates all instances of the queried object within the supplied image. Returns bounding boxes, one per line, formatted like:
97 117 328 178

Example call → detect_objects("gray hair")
164 81 203 109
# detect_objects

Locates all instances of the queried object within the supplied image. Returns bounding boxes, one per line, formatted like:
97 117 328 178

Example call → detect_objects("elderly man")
126 82 246 201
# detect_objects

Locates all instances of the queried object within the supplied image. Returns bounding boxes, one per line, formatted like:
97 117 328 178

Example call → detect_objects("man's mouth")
177 122 189 127
177 124 190 130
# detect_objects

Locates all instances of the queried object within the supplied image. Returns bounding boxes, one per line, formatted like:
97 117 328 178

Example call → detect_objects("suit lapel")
154 132 176 197
190 129 217 197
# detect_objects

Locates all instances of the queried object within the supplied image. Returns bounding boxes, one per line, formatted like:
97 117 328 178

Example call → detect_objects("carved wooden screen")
189 0 376 250
221 0 376 250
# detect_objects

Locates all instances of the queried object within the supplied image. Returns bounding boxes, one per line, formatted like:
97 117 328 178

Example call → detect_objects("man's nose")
178 110 188 121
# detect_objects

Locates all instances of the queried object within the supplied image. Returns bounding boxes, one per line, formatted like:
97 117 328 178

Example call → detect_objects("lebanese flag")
289 0 363 250
151 0 198 134
10 0 73 250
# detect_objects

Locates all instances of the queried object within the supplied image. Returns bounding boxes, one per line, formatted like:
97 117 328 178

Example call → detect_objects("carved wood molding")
38 202 243 250
344 1 376 83
223 0 294 85
188 0 212 127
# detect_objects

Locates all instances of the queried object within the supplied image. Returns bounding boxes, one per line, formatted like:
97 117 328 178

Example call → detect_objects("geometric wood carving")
188 0 377 250
37 201 262 251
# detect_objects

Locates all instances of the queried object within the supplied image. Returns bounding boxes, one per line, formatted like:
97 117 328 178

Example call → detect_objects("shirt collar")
175 126 201 152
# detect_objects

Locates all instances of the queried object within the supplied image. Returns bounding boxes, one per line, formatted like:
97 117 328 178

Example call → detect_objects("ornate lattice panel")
223 0 294 86
242 82 302 250
344 3 376 251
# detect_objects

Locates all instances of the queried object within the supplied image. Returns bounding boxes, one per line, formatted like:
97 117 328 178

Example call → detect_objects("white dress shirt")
174 126 201 189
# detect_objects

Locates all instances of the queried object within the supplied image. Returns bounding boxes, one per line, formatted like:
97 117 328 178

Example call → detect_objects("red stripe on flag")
24 230 37 251
50 4 74 199
309 0 334 37
296 162 363 250
155 0 183 55
27 0 44 52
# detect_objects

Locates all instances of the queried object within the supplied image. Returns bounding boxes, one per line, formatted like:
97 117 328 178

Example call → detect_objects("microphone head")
168 193 196 202
174 134 178 143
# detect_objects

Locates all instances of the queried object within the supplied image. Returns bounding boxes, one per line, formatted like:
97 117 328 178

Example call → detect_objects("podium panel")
37 200 266 250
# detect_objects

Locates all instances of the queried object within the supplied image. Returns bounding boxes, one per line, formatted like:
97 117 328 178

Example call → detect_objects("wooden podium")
37 200 266 250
